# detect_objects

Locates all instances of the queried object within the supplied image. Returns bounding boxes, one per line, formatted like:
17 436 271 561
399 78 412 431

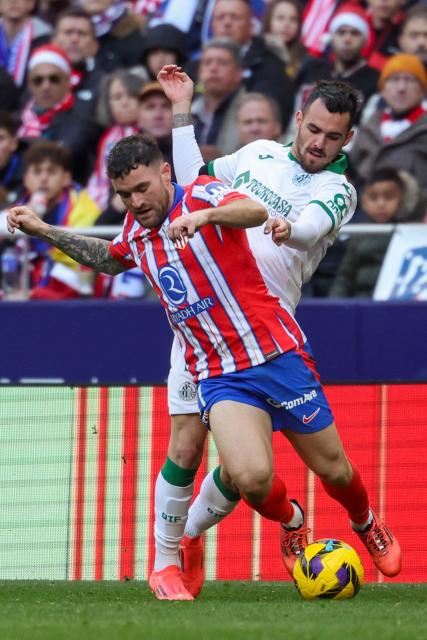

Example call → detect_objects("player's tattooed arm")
44 226 126 275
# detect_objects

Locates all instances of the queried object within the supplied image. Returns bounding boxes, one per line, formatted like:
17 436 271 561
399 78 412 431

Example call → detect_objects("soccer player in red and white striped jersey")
110 173 305 381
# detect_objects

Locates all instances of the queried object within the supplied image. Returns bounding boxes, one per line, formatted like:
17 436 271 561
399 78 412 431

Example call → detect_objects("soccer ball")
293 539 364 600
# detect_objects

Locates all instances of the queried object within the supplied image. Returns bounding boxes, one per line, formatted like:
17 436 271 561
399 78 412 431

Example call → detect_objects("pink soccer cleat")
354 511 401 577
280 499 311 577
149 565 194 601
179 535 205 598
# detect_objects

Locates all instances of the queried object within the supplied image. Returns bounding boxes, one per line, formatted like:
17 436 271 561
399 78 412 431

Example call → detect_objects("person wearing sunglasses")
18 43 101 185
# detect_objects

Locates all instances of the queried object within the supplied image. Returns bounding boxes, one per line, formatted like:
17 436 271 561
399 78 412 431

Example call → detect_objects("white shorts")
167 336 199 415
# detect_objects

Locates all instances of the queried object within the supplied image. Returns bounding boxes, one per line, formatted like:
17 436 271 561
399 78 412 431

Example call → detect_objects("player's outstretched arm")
157 65 193 121
168 199 267 244
7 205 125 275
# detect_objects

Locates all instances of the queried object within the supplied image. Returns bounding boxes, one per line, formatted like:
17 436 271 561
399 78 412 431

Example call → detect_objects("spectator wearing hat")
138 81 175 184
349 53 427 197
398 4 427 68
297 3 379 115
0 0 52 92
138 23 186 81
18 44 101 185
52 7 105 112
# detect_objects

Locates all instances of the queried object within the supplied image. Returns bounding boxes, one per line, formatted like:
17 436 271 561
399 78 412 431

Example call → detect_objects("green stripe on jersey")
310 200 336 230
208 160 216 177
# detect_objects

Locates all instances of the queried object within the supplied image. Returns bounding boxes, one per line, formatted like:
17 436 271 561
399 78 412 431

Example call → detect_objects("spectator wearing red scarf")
349 53 427 197
18 44 101 185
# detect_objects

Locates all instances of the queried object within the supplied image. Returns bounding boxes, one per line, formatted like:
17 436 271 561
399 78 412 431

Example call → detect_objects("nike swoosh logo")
303 407 320 424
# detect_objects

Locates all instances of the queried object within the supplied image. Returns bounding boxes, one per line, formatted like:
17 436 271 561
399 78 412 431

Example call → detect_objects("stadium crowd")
0 0 426 300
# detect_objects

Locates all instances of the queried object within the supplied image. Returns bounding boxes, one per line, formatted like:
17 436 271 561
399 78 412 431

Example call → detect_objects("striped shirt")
109 176 305 381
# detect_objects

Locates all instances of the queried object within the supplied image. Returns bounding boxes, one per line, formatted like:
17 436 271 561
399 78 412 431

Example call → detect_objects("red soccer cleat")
354 512 401 577
280 500 310 577
179 535 205 598
149 565 194 601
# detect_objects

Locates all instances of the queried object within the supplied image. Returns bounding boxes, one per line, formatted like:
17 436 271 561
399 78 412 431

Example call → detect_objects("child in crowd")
329 167 426 298
15 141 100 299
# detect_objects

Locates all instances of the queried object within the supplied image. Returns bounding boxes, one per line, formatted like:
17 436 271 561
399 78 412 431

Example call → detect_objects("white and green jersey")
208 139 356 314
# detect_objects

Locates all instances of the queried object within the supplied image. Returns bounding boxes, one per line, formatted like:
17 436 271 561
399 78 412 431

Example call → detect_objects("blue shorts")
197 343 334 434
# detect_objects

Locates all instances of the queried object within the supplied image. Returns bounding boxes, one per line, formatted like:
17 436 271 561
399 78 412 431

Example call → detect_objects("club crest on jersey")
292 173 314 187
178 381 197 402
159 265 188 305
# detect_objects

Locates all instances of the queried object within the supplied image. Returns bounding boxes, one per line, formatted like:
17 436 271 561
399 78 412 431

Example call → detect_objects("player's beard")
133 182 171 228
294 137 328 173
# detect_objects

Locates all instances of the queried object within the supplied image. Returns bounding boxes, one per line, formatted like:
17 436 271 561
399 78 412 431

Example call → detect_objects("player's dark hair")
23 140 71 171
302 80 361 130
0 111 18 136
364 167 405 191
107 133 163 179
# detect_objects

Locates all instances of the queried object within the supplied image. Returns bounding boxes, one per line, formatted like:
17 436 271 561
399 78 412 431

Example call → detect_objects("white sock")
184 468 240 538
351 510 374 532
282 501 304 530
154 471 194 571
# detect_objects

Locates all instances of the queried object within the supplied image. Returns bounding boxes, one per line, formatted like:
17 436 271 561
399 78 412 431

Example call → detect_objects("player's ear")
344 128 354 147
161 161 172 181
295 110 303 129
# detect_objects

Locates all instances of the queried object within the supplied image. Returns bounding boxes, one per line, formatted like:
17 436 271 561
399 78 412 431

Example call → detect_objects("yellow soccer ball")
293 539 364 600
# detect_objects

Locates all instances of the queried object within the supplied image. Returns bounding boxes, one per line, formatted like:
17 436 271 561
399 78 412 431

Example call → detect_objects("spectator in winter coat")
349 53 427 197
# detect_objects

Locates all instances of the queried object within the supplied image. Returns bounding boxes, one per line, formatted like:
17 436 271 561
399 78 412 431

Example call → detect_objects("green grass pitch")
0 581 425 640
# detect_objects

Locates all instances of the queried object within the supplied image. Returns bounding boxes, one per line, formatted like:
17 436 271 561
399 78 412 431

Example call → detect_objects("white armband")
172 125 204 185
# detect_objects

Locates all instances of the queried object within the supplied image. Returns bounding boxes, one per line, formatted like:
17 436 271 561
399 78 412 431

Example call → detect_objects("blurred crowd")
0 0 426 300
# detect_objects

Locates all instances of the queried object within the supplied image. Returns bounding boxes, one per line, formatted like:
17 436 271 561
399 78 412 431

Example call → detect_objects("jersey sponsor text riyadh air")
109 176 305 380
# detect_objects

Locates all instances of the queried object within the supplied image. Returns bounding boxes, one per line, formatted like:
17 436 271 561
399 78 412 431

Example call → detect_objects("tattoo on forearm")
173 113 193 128
45 226 124 275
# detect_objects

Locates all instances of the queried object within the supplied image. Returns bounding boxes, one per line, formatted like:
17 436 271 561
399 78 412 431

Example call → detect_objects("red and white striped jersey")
109 176 305 381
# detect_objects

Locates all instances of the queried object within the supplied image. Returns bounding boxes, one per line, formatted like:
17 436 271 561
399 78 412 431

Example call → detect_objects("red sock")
242 474 294 523
321 461 370 524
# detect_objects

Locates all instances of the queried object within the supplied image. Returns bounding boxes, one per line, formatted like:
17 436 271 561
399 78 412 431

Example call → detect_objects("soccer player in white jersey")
152 66 401 597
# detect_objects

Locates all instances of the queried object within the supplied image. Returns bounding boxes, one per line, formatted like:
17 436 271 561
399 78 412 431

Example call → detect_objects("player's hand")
157 65 194 106
167 211 208 248
7 205 47 236
264 217 291 245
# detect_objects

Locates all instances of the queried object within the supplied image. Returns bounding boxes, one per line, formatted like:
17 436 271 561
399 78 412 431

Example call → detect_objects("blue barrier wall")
1 300 426 384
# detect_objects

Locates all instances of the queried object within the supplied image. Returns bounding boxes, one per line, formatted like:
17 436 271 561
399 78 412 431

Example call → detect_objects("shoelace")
365 523 389 555
281 527 311 556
